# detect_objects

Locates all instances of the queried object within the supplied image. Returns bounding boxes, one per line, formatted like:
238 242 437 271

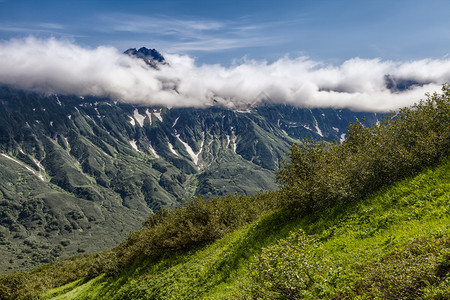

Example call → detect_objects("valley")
0 86 382 274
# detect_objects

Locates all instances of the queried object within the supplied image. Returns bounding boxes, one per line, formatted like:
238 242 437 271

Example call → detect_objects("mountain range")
0 48 385 274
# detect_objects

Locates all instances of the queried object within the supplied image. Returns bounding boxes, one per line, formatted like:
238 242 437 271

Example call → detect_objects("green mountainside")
38 155 450 300
0 85 449 299
0 86 382 274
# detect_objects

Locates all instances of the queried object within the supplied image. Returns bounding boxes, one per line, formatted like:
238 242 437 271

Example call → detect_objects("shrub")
245 229 335 299
0 252 110 300
109 192 281 274
340 237 450 299
278 84 450 215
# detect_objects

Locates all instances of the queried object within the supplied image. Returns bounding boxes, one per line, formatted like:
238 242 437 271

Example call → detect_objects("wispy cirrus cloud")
0 22 68 37
102 14 225 33
0 12 299 55
167 36 278 52
96 13 284 53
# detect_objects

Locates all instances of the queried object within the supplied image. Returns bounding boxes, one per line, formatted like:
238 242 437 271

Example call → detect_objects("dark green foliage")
246 230 335 299
141 208 170 228
0 192 280 299
344 237 450 299
244 235 450 300
278 84 450 214
107 192 280 275
0 250 116 300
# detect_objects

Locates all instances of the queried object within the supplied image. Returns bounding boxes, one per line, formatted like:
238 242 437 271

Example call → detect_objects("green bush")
108 192 280 274
339 237 450 299
245 229 335 299
278 84 450 215
0 251 112 300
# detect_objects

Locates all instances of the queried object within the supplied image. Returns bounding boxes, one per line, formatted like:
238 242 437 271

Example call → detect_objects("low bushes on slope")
104 192 280 275
0 192 279 299
349 237 450 299
244 157 450 299
278 84 450 214
40 156 450 299
0 251 114 300
246 236 450 299
246 230 334 299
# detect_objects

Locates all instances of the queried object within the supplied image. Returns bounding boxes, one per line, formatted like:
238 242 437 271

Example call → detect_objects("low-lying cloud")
1 37 449 112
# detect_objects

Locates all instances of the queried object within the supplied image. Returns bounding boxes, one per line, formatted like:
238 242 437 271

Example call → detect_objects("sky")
0 0 450 111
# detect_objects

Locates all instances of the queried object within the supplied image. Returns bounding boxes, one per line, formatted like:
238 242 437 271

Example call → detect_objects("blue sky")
1 0 450 111
1 0 449 64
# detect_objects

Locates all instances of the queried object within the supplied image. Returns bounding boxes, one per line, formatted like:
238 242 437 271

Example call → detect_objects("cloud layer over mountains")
1 37 450 112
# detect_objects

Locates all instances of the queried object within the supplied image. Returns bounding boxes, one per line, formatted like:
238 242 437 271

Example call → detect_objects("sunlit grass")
41 158 450 299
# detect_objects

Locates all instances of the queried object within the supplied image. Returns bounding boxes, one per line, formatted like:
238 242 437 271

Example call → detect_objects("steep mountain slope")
0 85 382 274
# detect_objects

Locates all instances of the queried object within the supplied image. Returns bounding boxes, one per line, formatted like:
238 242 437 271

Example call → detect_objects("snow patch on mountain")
1 153 45 181
145 109 152 125
232 135 238 153
310 110 323 137
129 140 142 153
128 116 136 126
176 133 204 168
153 109 163 122
168 141 178 156
172 116 180 127
148 143 159 158
133 109 146 127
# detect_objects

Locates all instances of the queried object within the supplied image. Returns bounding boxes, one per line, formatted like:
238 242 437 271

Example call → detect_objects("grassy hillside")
1 85 449 299
39 156 450 299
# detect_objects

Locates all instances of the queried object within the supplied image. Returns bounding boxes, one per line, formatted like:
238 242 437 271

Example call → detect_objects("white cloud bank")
1 37 450 112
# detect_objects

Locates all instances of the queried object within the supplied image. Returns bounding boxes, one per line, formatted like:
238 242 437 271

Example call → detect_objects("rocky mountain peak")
124 47 166 68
